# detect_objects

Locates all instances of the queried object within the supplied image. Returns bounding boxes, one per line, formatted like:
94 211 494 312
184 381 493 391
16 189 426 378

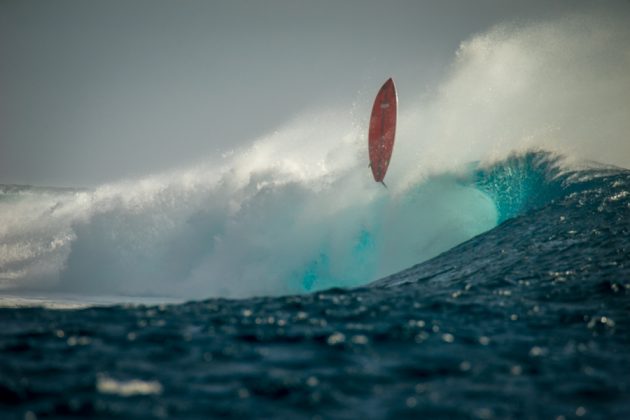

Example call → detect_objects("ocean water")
2 13 630 419
1 152 629 419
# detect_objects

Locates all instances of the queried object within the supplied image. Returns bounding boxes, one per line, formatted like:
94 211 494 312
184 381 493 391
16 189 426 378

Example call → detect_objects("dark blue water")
1 152 629 419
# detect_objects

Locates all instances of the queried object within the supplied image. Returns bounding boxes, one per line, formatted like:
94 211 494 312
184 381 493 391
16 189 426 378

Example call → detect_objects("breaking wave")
1 12 628 300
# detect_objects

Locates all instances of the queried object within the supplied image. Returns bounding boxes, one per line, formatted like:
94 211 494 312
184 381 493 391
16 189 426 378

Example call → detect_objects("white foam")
96 375 163 397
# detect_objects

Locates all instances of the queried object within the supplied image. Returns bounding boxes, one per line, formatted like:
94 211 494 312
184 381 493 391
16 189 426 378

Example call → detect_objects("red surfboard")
368 78 397 185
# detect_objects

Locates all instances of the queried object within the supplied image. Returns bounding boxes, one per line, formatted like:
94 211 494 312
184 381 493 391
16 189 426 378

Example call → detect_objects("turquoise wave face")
291 173 498 293
473 152 568 223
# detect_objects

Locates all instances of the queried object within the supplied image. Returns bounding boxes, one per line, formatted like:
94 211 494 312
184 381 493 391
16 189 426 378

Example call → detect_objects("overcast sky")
1 0 628 187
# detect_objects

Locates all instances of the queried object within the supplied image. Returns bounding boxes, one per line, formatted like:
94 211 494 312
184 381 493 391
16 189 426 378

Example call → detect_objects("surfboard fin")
380 181 388 189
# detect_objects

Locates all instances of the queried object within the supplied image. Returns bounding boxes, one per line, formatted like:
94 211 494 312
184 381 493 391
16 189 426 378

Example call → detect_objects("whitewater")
2 14 628 301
